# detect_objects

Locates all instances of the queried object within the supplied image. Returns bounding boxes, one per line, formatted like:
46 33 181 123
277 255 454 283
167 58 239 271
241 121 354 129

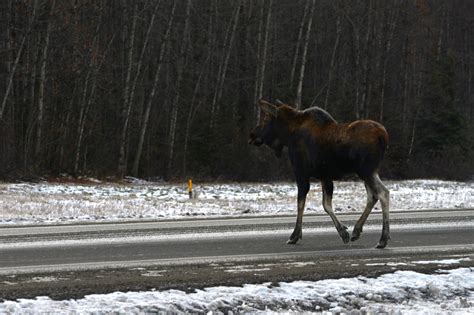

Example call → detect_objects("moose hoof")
287 238 298 244
376 236 390 249
351 227 362 242
338 225 350 244
287 229 302 245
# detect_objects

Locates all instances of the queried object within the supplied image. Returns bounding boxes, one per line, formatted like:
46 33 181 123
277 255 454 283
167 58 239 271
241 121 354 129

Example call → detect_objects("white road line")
1 209 473 236
1 221 473 250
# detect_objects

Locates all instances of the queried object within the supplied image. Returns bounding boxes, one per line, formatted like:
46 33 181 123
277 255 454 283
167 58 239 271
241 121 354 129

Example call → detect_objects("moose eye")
262 115 271 124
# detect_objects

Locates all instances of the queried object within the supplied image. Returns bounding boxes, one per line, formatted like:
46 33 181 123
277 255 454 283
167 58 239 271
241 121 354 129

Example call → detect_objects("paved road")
0 209 473 300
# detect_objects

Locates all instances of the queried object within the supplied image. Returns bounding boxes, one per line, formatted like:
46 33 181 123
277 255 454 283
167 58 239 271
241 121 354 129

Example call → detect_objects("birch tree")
167 0 192 177
254 0 273 123
324 13 342 110
295 0 315 108
210 1 241 129
117 3 138 177
131 1 177 177
182 3 215 176
359 0 374 119
0 0 39 120
289 0 310 91
35 0 56 163
379 6 399 122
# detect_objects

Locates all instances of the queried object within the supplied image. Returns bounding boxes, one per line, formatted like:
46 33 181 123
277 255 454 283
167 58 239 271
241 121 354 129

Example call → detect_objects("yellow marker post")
187 178 193 199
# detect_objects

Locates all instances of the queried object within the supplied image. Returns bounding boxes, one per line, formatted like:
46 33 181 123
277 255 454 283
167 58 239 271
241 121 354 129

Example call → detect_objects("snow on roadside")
1 267 473 314
0 180 473 225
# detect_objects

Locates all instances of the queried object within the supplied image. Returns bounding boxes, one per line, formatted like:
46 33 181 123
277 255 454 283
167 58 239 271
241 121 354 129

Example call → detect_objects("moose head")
248 100 286 157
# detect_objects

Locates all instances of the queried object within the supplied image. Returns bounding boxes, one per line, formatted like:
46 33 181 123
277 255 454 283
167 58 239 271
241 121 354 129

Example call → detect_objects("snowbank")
1 267 472 314
0 180 472 225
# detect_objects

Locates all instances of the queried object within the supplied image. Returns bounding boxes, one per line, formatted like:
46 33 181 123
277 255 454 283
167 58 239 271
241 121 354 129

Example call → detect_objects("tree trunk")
117 3 138 177
324 14 342 110
468 33 473 122
35 0 55 165
295 0 315 108
253 2 264 105
359 0 374 119
0 0 38 120
289 0 310 90
379 7 399 122
436 3 447 60
24 37 40 171
120 1 160 176
167 0 192 178
345 11 361 119
210 1 241 129
59 83 76 170
127 1 160 120
73 11 102 174
255 0 273 123
182 67 207 176
131 1 177 177
402 36 409 138
182 2 215 176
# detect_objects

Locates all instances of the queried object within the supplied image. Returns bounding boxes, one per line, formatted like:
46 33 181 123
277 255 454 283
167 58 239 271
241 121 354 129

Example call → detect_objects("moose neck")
274 108 305 145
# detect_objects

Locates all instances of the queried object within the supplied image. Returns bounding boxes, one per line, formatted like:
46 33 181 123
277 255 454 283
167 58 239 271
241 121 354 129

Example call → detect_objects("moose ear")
275 99 285 106
275 99 297 108
258 100 278 117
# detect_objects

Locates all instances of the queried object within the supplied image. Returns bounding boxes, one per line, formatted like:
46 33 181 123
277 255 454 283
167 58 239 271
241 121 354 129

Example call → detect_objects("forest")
0 0 473 181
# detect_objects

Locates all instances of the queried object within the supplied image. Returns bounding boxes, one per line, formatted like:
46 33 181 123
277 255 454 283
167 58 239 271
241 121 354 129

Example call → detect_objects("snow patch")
26 276 67 283
413 258 472 265
0 180 473 225
140 270 167 277
1 268 473 314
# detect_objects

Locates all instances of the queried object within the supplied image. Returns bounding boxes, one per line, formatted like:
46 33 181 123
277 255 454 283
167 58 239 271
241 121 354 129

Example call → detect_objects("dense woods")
0 0 473 181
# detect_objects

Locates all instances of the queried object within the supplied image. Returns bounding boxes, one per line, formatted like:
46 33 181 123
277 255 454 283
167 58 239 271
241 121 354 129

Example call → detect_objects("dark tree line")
0 0 473 181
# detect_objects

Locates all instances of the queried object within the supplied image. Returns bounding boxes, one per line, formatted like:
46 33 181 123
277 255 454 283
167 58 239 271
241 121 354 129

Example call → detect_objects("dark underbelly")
308 158 359 180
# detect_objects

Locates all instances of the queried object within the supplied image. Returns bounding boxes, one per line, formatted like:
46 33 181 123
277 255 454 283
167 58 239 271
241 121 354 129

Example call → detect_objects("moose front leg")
321 179 350 244
287 180 309 244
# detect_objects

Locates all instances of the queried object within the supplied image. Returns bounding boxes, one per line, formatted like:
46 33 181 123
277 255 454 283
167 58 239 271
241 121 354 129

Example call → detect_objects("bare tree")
117 3 138 177
182 2 216 176
209 1 241 129
359 0 374 119
295 0 315 108
289 0 310 90
131 1 177 177
35 0 56 163
324 13 342 110
0 0 38 120
379 6 399 122
166 0 192 177
253 2 264 105
254 0 273 123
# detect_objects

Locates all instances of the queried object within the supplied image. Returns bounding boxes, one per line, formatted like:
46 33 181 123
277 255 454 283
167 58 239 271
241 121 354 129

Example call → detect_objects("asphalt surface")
0 209 473 300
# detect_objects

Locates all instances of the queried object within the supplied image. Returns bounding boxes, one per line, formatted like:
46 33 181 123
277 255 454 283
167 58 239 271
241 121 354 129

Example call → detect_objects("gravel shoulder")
1 248 473 301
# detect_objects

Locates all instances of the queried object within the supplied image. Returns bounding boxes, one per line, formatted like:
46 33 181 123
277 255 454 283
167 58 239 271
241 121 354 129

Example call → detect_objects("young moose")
249 100 390 248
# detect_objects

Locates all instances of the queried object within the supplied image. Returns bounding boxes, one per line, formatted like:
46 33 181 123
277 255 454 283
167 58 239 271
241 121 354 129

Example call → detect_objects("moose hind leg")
370 174 390 248
351 182 378 242
322 180 350 244
288 179 309 244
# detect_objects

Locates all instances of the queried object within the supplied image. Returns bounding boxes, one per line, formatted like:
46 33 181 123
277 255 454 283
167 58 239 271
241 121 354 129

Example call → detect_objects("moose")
249 100 390 248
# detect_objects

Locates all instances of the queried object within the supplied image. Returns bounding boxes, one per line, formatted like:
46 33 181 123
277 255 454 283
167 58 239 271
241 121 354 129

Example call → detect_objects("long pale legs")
321 180 350 243
352 173 390 248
